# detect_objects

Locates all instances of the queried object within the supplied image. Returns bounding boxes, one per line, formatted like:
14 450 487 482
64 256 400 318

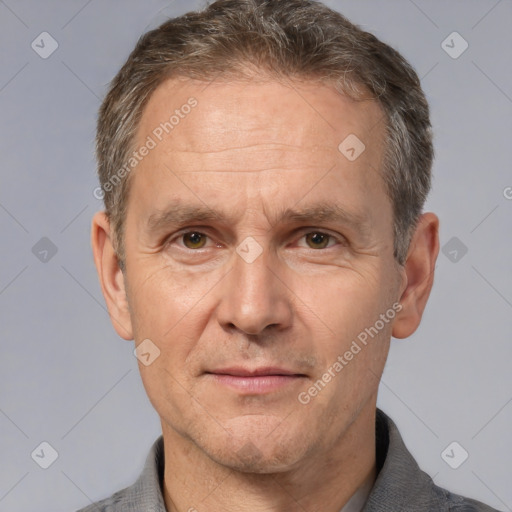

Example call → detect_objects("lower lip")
208 374 304 394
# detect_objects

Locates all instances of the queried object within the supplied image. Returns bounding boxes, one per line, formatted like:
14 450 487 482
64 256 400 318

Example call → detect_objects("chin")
197 414 315 474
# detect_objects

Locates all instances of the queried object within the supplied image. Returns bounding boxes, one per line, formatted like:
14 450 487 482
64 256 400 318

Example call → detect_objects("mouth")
205 367 308 394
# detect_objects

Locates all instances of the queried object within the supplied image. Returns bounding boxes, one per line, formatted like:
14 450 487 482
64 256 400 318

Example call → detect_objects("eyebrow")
145 201 372 237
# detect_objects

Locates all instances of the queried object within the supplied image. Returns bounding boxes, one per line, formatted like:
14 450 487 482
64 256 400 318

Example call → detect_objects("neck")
161 404 377 512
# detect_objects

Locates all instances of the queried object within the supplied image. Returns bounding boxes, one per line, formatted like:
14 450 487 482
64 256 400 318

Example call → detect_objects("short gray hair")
96 0 433 269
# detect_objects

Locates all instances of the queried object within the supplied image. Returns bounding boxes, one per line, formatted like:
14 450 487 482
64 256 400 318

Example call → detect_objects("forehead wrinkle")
157 143 338 175
161 144 338 166
158 166 333 174
165 142 338 154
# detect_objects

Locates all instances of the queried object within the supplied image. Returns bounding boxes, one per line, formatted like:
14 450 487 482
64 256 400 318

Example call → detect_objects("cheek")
300 267 386 336
128 265 210 412
128 260 205 322
295 264 397 400
297 276 394 415
125 262 215 366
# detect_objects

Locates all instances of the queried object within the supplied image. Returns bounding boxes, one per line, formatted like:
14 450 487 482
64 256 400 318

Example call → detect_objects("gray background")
0 0 511 511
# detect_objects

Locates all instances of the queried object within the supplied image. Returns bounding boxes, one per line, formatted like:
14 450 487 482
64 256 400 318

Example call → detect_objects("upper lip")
207 367 305 377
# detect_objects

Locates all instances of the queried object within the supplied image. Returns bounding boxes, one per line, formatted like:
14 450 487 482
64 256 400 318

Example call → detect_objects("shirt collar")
362 409 443 511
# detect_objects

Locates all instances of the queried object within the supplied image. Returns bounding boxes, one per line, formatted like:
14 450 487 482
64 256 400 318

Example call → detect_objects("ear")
392 212 439 339
91 211 133 340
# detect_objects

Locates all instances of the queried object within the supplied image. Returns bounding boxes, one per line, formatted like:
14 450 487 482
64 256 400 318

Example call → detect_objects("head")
92 0 439 473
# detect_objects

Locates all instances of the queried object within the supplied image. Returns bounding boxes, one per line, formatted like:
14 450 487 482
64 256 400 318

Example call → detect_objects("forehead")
136 76 386 165
129 76 389 228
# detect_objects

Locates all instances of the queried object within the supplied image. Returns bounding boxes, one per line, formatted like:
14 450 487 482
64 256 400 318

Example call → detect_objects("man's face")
120 77 405 471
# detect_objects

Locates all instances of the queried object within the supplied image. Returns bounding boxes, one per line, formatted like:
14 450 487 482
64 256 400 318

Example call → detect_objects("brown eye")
305 232 331 249
182 232 207 249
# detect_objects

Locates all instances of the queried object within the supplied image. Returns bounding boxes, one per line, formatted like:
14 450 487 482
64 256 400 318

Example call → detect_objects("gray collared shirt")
76 409 500 511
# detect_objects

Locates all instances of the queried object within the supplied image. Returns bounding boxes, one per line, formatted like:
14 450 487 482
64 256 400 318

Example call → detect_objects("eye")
167 229 343 253
298 231 342 250
181 231 208 249
304 232 332 249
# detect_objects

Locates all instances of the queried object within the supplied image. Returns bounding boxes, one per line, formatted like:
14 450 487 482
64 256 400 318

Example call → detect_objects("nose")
215 243 293 336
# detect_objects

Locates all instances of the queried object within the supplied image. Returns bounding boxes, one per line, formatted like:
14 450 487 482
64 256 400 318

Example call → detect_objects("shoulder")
367 410 503 512
74 436 166 512
75 486 133 512
435 486 503 511
432 484 503 512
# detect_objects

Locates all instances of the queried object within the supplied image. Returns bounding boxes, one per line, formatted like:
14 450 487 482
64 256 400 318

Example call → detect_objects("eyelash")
166 229 346 252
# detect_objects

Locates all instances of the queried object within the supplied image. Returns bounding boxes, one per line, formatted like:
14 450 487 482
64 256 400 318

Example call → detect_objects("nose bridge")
217 239 291 335
234 241 273 304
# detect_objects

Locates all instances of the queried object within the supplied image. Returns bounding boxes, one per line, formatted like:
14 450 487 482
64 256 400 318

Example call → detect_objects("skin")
92 76 439 512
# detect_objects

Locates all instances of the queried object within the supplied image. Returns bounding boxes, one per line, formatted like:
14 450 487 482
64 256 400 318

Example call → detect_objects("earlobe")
91 211 133 340
392 212 440 339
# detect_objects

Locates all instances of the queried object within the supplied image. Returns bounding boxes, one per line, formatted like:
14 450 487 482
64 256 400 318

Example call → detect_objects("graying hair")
96 0 433 269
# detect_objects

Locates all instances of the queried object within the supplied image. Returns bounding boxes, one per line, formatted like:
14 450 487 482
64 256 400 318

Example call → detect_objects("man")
81 0 499 510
